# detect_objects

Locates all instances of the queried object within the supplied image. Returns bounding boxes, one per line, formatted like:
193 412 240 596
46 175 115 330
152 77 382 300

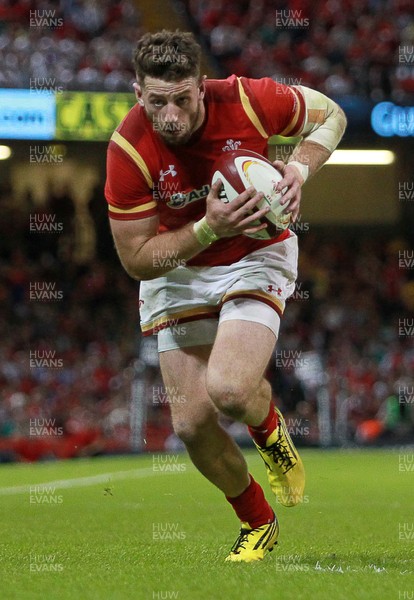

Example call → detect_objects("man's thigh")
207 319 276 394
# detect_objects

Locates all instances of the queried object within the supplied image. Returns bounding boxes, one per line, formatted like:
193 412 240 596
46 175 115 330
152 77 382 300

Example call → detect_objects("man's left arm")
275 86 347 221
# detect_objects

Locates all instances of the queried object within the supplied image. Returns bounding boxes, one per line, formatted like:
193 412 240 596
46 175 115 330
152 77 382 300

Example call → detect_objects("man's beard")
152 103 202 146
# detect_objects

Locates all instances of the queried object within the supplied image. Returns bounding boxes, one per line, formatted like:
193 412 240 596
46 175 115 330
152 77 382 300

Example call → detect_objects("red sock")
248 401 279 447
226 475 274 529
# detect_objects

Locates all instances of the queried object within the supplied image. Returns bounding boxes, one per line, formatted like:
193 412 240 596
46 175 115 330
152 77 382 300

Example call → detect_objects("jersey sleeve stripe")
108 201 157 214
110 130 153 188
237 77 268 139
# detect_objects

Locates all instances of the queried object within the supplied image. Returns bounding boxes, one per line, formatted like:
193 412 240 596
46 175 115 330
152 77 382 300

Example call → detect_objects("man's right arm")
110 213 206 281
110 181 270 281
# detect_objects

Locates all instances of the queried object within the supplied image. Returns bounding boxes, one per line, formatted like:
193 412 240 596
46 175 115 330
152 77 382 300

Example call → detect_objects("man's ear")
199 75 207 100
133 82 144 105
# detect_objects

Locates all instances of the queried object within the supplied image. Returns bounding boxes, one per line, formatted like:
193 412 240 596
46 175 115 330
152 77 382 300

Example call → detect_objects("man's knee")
206 373 271 420
206 372 250 420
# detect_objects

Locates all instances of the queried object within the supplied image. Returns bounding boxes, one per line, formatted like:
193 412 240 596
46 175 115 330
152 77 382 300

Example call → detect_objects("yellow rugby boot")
252 407 305 506
225 515 279 563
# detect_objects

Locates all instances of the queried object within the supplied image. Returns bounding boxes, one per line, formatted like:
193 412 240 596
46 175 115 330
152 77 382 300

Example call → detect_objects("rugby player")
105 30 346 562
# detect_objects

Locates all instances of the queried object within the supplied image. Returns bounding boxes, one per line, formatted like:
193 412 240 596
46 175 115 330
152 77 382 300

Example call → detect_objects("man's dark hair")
133 30 201 85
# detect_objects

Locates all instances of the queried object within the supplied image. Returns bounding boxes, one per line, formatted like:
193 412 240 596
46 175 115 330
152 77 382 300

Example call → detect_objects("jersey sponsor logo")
167 184 210 209
218 187 229 203
222 138 241 151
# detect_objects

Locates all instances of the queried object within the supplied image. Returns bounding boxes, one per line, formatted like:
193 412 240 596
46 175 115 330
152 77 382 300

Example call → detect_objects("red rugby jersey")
105 75 306 267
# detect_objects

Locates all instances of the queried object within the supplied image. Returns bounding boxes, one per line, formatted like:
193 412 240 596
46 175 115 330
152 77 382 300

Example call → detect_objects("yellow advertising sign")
56 92 135 141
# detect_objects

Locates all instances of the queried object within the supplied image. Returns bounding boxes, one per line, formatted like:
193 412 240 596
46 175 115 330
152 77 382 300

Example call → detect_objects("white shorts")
139 233 298 352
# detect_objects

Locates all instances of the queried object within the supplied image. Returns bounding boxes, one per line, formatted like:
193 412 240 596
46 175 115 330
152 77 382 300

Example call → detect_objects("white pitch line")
0 466 171 496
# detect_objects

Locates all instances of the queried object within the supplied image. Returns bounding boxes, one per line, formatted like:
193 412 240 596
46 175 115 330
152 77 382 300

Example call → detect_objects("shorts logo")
222 139 241 151
159 165 177 181
267 285 282 295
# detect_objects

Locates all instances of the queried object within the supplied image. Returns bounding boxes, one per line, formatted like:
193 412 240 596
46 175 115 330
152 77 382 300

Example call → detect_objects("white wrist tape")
294 85 347 154
193 217 219 246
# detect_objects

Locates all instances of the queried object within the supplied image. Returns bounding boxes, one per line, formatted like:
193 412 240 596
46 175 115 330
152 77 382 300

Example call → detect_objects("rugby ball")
211 149 291 239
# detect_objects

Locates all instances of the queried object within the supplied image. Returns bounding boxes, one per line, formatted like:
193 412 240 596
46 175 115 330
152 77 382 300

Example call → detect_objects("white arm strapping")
293 85 347 154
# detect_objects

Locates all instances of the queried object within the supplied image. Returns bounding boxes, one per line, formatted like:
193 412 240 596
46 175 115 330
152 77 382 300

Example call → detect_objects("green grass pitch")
0 448 413 599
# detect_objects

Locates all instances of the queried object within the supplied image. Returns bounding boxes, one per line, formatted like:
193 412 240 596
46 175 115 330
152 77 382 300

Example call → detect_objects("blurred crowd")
1 0 412 100
0 188 138 461
274 232 414 446
0 0 141 91
0 187 413 462
185 0 414 101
